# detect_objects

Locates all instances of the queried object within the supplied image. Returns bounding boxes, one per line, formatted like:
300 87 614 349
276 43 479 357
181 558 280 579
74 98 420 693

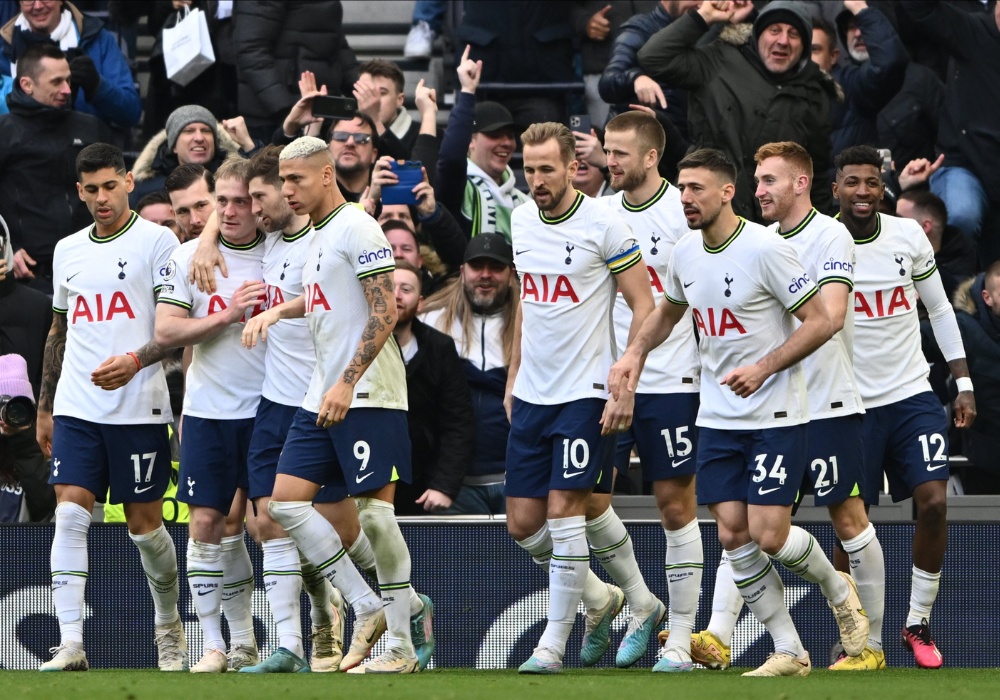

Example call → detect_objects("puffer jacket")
638 11 839 220
232 1 359 130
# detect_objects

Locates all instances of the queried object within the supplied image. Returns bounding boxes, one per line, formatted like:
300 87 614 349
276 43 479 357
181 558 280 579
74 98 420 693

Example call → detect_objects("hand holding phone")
312 95 359 120
381 161 424 206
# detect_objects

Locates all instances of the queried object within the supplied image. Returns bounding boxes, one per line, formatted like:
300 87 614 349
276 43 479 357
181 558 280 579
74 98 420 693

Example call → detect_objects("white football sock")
907 566 941 628
262 537 303 657
130 524 180 626
348 529 421 615
706 552 743 646
187 538 225 654
841 523 884 650
663 519 703 655
268 500 381 616
728 541 804 658
220 534 256 648
50 502 91 645
357 497 414 654
300 554 335 627
537 516 588 658
773 525 849 605
517 522 609 610
587 507 657 615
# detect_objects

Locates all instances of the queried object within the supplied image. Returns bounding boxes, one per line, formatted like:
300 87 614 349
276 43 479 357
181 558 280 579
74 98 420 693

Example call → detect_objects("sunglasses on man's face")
330 131 373 145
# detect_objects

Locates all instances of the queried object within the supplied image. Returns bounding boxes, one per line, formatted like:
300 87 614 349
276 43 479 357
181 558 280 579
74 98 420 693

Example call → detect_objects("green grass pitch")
3 668 999 700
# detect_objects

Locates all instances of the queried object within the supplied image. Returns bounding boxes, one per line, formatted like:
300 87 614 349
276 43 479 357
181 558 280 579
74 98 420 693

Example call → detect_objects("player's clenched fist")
317 381 353 427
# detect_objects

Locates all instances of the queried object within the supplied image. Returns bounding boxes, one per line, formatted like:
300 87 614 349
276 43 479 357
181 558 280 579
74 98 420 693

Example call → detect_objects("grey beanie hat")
753 0 813 54
165 105 218 151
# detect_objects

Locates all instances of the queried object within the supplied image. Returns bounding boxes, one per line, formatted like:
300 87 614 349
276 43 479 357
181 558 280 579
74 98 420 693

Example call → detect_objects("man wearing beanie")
0 353 55 523
638 0 839 221
131 105 261 206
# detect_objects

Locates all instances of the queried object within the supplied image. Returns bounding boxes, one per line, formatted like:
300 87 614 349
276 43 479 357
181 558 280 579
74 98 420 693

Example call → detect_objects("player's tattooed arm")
341 272 397 385
38 314 67 413
133 340 166 368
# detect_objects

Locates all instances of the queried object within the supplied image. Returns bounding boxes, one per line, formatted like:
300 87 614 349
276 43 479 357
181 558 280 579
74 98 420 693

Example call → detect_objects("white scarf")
465 159 529 238
11 9 79 77
389 108 413 142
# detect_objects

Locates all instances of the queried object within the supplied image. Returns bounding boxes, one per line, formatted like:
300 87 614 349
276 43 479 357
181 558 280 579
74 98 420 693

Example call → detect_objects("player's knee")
658 500 694 531
507 520 536 542
752 530 786 557
828 500 868 541
716 526 750 552
915 489 947 527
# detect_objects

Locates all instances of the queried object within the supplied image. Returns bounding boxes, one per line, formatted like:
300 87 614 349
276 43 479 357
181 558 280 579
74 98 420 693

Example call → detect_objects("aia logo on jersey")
207 294 265 322
855 287 911 318
692 307 747 336
520 273 579 303
306 283 331 312
264 284 286 309
71 292 135 324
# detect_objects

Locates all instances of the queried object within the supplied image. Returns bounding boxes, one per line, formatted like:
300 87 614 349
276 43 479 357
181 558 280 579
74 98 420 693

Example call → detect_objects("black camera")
0 395 36 429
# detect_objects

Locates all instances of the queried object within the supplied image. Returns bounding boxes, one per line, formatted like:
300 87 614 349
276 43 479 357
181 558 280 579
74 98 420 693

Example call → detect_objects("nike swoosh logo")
816 487 835 497
683 281 694 288
758 486 780 495
671 457 691 468
134 484 155 494
197 590 213 596
926 463 948 472
355 472 374 484
66 272 81 282
515 249 531 255
562 470 584 479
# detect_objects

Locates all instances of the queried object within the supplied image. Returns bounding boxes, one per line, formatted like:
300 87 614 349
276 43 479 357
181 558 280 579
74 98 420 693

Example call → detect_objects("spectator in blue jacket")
0 1 140 133
828 1 908 166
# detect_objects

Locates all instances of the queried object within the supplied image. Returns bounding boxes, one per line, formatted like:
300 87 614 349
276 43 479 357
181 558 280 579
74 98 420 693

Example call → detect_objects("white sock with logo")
663 519 703 655
50 502 91 646
537 516 588 658
220 534 256 648
187 538 225 654
773 526 848 605
300 554 335 627
907 566 941 628
262 537 303 657
706 552 743 646
517 521 609 610
586 507 657 615
357 497 414 654
268 500 382 616
348 528 421 614
842 523 885 651
129 524 180 626
727 541 804 658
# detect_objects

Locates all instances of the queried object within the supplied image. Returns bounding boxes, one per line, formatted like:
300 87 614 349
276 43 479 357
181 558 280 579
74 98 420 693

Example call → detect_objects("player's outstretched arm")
318 272 397 428
609 299 685 400
90 340 166 391
155 280 266 349
36 313 67 457
188 210 227 293
242 294 306 349
722 292 833 398
503 303 523 424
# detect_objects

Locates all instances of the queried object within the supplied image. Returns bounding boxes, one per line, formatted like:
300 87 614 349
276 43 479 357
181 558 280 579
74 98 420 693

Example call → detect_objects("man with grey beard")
420 234 517 515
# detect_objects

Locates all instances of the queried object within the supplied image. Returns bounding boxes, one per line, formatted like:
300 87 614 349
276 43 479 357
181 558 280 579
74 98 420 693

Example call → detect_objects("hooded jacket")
0 85 111 281
638 5 839 220
0 1 141 128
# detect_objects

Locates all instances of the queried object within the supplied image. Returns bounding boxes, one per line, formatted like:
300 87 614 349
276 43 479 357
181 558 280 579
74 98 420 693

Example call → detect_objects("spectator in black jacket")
233 1 359 141
0 236 52 397
900 0 1000 261
421 235 518 516
0 43 110 294
573 0 658 127
829 1 908 165
391 262 474 515
599 1 699 134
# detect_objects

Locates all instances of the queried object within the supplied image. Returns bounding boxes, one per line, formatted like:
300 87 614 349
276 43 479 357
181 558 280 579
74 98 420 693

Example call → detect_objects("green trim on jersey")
53 306 68 314
88 211 138 244
787 285 819 313
622 179 669 212
356 264 395 281
665 293 688 306
704 217 746 254
157 297 193 310
282 222 312 243
835 211 881 244
314 202 351 230
220 231 264 251
912 264 939 281
818 276 854 290
539 191 584 224
779 208 818 239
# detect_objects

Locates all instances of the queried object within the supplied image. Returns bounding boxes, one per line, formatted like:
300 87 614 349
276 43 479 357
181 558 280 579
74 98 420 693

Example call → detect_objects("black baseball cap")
464 234 513 265
473 101 517 134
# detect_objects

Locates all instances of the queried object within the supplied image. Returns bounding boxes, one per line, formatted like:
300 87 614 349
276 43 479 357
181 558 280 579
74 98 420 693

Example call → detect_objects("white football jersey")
850 213 955 408
158 233 266 419
664 218 817 430
511 192 643 405
260 223 315 406
606 180 699 394
51 212 176 424
302 204 407 413
774 209 863 419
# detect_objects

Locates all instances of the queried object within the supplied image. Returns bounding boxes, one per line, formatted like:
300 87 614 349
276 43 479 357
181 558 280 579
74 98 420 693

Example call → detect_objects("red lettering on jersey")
271 287 285 307
208 295 228 315
518 273 578 303
550 275 579 303
854 287 911 318
307 283 331 312
647 266 663 295
691 308 747 336
71 293 135 324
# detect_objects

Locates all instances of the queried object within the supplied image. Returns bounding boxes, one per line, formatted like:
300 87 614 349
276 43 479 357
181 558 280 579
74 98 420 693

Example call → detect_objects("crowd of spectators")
2 0 999 521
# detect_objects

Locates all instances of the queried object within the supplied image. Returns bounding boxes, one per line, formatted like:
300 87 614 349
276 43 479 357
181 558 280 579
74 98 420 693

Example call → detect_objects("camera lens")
0 396 36 429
